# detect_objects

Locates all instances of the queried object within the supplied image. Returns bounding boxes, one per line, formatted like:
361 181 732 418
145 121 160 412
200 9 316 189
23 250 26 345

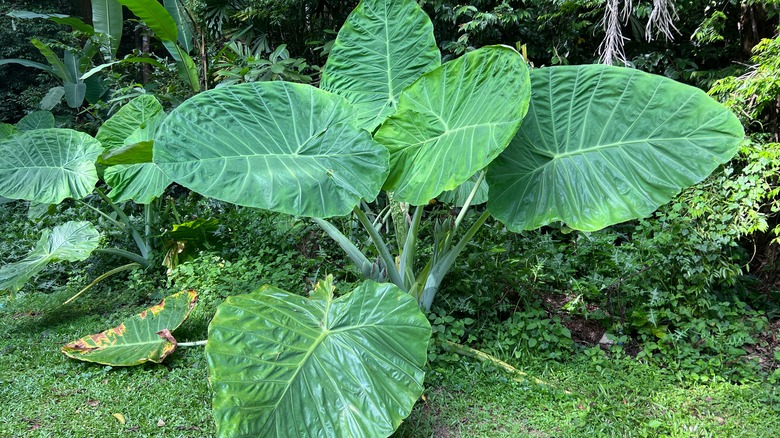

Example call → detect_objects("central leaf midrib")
533 135 724 161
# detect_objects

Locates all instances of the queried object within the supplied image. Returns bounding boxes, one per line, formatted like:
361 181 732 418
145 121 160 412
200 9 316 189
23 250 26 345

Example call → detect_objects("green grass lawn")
2 285 778 437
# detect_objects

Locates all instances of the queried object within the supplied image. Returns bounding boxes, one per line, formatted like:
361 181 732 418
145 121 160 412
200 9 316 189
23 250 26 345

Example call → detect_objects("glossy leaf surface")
375 46 530 205
206 277 430 438
321 0 440 130
0 129 102 203
62 290 198 366
487 65 744 232
155 81 389 218
0 221 99 294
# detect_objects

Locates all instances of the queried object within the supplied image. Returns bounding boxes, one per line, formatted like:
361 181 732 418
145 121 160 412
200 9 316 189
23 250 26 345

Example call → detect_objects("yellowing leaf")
112 413 126 424
61 290 197 366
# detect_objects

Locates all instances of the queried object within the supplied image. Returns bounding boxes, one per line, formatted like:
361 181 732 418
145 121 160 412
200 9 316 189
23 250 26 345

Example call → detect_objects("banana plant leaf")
62 290 198 366
16 110 55 131
154 81 389 218
487 65 744 232
116 0 200 91
40 86 66 110
7 10 95 34
30 38 71 82
206 276 430 438
0 128 103 203
375 45 530 205
320 0 440 131
164 0 194 53
91 0 123 58
0 221 100 294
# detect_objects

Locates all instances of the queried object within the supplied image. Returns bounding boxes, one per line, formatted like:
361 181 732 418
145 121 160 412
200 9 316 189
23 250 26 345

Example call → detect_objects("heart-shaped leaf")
206 277 431 437
487 65 744 232
321 0 440 131
0 221 100 294
61 290 198 366
375 45 530 205
17 110 55 131
154 81 389 218
0 129 102 203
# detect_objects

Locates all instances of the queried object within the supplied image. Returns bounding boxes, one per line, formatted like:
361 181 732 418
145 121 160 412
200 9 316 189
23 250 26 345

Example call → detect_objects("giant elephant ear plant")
54 0 744 436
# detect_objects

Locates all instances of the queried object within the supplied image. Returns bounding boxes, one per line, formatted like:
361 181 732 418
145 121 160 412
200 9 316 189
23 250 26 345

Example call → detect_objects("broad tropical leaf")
0 221 99 294
155 81 389 218
92 0 123 57
17 110 55 131
61 290 198 366
40 86 66 110
116 0 200 91
0 129 102 203
96 94 164 150
0 124 17 140
31 39 71 81
375 45 530 205
0 59 55 74
99 140 153 166
206 277 430 438
487 65 744 232
105 163 171 204
7 10 95 34
321 0 440 130
164 0 194 53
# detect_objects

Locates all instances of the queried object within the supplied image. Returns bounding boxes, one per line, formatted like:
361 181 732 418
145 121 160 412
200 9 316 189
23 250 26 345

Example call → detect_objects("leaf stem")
178 340 207 347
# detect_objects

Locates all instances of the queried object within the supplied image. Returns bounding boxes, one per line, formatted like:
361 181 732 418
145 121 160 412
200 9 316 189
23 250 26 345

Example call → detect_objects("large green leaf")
164 0 194 53
99 98 170 203
0 58 55 74
320 0 440 131
375 45 530 205
30 38 71 82
16 111 55 131
0 221 99 294
0 124 17 140
154 81 389 218
61 290 198 366
105 163 171 204
116 0 178 42
206 277 430 437
0 129 102 203
487 65 744 232
92 0 123 58
116 0 200 91
7 10 95 34
97 94 164 150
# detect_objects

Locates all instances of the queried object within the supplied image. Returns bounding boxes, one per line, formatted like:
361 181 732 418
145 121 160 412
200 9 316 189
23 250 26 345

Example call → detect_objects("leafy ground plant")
15 0 744 435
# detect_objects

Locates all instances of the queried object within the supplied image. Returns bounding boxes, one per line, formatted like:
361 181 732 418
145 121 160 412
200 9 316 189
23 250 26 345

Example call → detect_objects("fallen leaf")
716 416 725 425
86 400 100 407
112 413 126 424
157 419 166 427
